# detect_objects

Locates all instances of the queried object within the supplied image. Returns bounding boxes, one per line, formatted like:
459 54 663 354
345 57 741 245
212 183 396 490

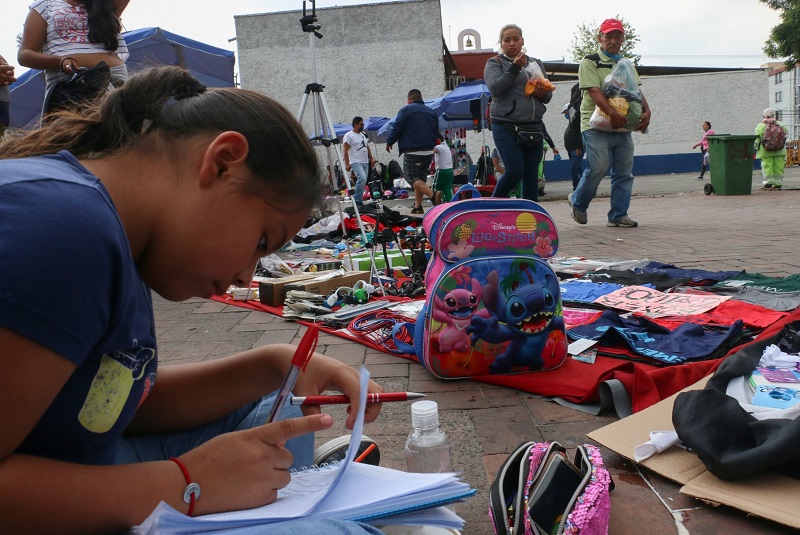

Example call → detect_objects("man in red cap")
567 18 651 228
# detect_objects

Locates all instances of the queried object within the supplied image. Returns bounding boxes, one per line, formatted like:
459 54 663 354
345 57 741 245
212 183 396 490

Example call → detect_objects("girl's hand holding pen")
176 413 335 515
293 351 384 430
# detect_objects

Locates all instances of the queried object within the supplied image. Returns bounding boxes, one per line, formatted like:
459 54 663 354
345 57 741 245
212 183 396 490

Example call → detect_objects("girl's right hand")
513 52 527 68
174 414 334 516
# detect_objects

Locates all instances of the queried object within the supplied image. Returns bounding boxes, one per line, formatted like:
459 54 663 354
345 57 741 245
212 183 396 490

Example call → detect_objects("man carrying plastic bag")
567 18 651 228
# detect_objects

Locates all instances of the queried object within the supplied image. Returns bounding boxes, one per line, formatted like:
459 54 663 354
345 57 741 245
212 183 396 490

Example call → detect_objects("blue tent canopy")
7 69 46 131
124 27 235 88
308 116 391 145
434 80 490 125
8 27 235 130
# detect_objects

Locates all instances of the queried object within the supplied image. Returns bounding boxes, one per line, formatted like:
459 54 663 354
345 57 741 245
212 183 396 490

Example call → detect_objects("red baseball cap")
599 18 624 34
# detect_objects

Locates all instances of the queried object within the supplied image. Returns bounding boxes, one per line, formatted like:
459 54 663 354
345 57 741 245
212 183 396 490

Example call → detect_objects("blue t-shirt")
0 151 157 465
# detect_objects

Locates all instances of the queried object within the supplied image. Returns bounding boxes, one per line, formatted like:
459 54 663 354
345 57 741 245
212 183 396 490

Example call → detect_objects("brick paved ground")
153 168 800 534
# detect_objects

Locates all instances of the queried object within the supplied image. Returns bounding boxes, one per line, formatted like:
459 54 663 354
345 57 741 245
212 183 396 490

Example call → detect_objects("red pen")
265 325 318 424
289 392 426 405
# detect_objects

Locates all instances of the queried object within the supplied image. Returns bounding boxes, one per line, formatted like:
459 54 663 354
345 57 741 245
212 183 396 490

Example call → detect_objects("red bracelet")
169 457 201 516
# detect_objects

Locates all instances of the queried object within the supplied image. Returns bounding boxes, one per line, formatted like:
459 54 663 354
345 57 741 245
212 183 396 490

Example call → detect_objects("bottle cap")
411 400 439 429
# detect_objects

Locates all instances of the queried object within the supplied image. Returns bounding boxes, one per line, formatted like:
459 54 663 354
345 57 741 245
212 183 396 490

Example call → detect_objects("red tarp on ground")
211 295 795 413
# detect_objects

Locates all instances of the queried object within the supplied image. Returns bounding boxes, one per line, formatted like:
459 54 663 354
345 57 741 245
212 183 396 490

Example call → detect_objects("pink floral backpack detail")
761 118 787 152
404 184 567 379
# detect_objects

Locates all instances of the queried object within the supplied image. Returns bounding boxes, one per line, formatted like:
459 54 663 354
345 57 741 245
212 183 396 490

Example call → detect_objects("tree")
568 15 641 65
761 0 800 68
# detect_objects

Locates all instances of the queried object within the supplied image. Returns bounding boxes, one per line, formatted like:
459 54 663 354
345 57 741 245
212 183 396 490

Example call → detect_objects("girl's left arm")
127 344 382 433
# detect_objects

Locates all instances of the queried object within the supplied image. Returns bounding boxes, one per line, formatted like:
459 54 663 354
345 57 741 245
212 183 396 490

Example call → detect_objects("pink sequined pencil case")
489 441 613 535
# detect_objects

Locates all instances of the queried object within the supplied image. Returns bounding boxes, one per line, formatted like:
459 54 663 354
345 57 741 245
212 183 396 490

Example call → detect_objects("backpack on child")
394 184 567 379
761 120 787 152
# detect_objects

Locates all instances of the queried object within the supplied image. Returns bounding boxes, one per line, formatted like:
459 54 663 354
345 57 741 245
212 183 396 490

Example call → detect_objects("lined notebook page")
194 367 370 523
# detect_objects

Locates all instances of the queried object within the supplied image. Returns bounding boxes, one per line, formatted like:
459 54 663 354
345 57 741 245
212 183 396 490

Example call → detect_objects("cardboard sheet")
588 377 800 529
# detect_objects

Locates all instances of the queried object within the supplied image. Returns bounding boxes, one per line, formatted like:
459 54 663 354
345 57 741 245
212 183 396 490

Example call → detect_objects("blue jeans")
567 148 585 190
572 129 635 222
491 123 542 201
115 391 314 470
219 519 383 534
351 162 370 207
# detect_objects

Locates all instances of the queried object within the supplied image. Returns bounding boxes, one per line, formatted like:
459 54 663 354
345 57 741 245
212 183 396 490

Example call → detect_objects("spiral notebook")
132 367 475 534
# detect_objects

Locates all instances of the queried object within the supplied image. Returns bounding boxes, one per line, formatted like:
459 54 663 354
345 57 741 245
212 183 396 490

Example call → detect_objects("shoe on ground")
410 205 424 214
694 176 704 180
607 216 638 228
313 434 380 466
567 192 587 225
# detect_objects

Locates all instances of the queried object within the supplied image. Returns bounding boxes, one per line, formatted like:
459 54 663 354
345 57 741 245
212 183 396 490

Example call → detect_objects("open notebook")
131 367 475 534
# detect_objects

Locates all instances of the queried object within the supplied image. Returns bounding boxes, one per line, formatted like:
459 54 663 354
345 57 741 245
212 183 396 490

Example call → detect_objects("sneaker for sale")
313 435 380 466
567 193 587 225
410 206 424 214
607 216 639 228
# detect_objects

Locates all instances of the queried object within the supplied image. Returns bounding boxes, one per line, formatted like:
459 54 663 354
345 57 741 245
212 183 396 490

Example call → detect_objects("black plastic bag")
673 319 800 480
46 61 112 113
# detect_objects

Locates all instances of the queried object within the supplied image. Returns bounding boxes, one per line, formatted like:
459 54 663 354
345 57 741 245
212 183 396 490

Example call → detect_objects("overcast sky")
1 0 785 78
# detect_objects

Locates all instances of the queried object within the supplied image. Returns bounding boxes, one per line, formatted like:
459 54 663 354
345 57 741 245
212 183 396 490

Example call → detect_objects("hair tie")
173 81 207 101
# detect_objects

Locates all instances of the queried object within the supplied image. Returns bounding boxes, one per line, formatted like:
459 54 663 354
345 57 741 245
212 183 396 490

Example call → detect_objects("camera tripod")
364 181 411 282
296 1 386 293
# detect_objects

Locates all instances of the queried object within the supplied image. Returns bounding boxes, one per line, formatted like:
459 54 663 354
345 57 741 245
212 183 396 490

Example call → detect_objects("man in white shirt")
342 116 375 209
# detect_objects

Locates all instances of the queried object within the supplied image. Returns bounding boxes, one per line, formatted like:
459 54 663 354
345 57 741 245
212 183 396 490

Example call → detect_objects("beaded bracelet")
59 57 77 72
169 457 201 516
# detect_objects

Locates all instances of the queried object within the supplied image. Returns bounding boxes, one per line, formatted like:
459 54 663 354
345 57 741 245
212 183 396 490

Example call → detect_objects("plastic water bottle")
405 400 453 473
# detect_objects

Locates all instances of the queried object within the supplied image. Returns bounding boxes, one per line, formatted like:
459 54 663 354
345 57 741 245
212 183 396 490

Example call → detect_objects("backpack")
394 184 567 379
583 53 607 69
388 159 404 180
563 83 584 151
761 120 786 152
568 82 582 125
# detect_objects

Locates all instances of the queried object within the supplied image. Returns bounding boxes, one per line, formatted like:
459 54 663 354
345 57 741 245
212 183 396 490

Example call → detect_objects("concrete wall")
234 0 444 135
532 69 769 179
541 70 769 157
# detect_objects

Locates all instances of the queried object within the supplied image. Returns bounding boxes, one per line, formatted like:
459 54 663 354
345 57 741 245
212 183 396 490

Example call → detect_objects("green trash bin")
705 135 757 195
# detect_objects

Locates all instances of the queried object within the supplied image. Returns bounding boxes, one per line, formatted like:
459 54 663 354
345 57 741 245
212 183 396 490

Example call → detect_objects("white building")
766 62 799 139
